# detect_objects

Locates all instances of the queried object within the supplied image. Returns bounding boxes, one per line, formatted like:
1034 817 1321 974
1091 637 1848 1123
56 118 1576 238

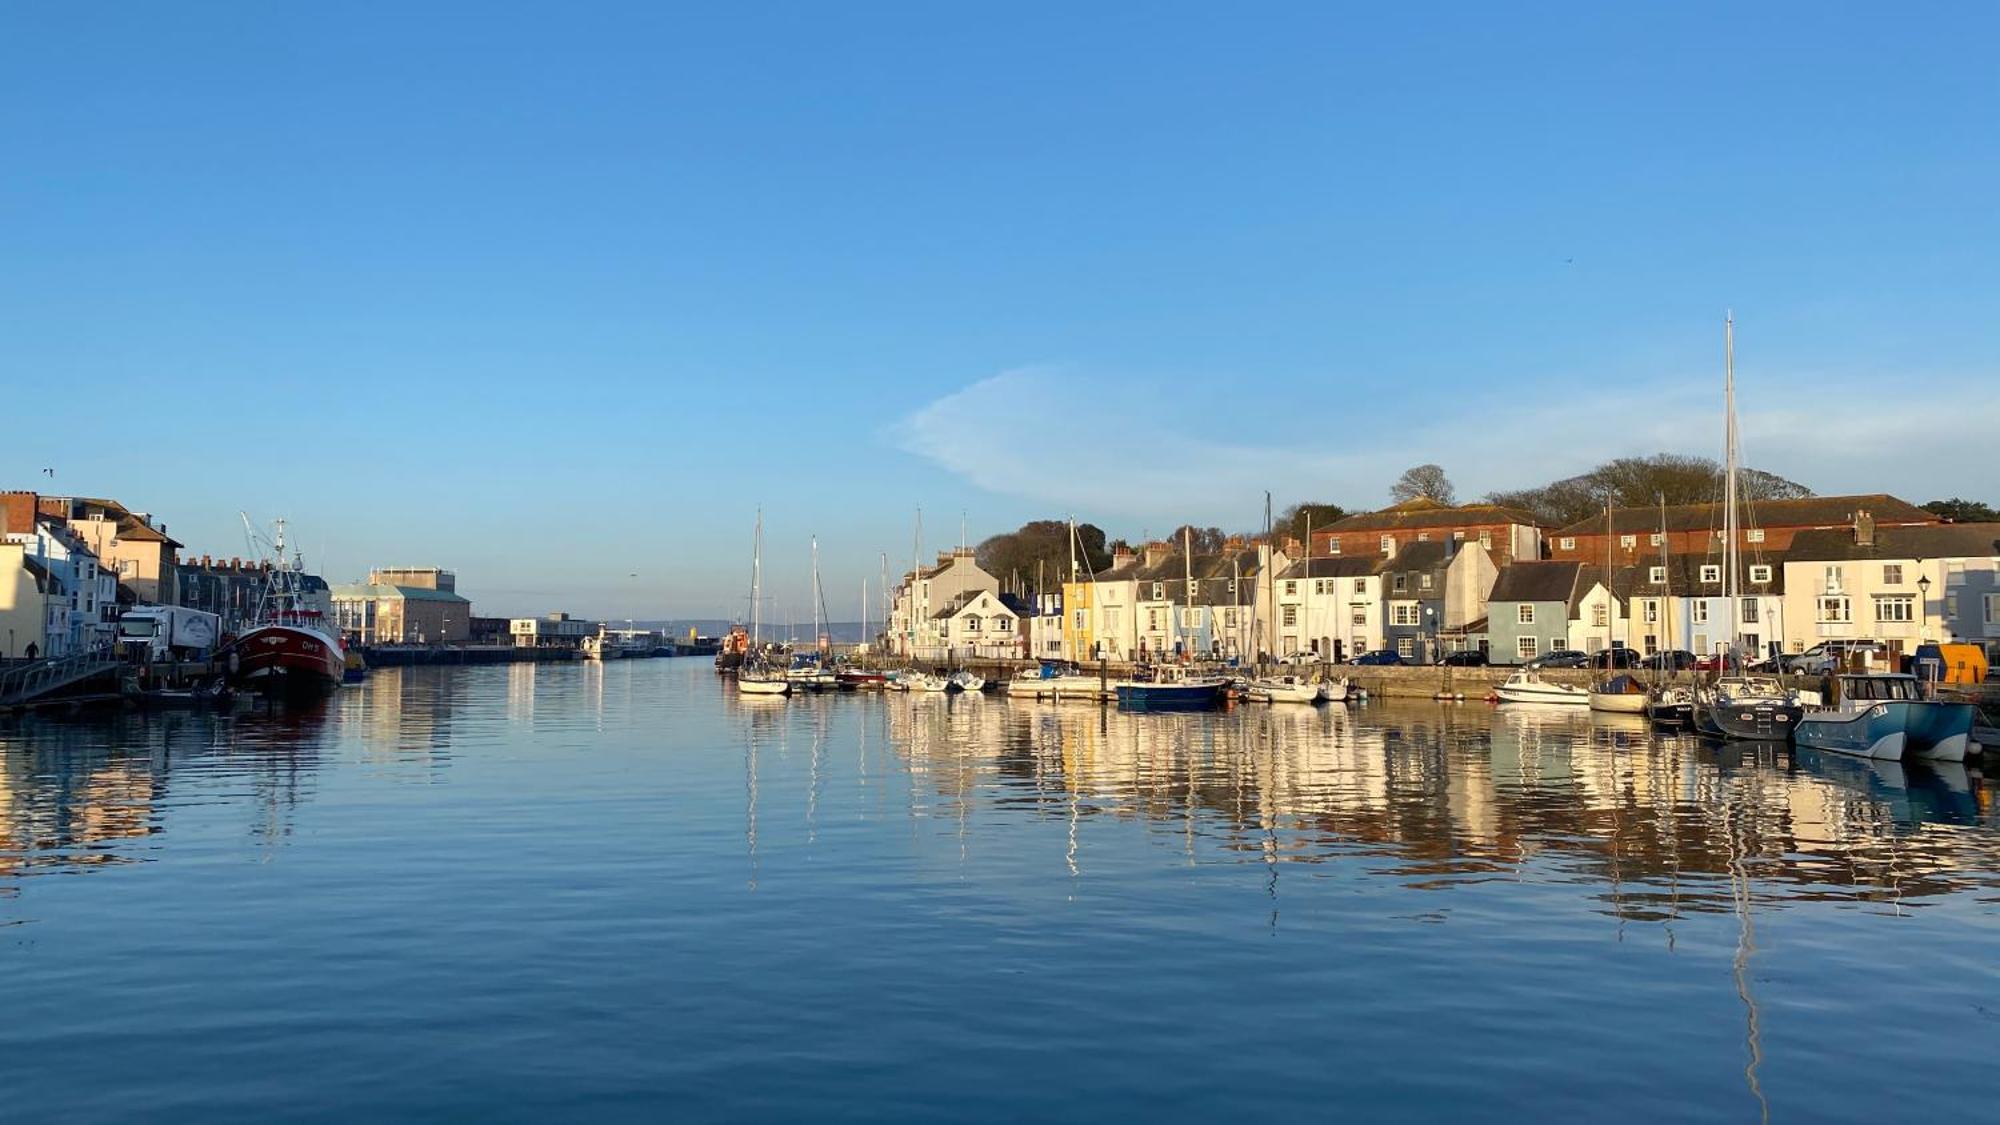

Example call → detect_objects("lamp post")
1917 574 1932 642
1424 605 1436 664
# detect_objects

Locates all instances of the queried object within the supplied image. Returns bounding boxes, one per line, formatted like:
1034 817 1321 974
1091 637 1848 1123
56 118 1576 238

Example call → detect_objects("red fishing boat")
227 517 345 697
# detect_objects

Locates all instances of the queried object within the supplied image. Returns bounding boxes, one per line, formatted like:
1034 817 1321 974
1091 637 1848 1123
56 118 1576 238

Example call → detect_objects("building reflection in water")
867 696 1999 919
0 702 334 900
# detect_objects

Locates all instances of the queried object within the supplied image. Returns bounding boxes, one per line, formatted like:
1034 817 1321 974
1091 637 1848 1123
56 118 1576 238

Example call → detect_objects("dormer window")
1747 528 1765 543
1619 535 1636 549
1151 582 1164 600
1326 538 1341 555
1559 537 1576 550
1749 565 1772 583
1379 535 1394 555
1700 565 1721 583
1649 566 1666 584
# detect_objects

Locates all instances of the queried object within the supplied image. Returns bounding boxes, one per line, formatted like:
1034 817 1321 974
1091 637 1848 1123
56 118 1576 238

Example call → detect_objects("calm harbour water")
4 660 1997 1122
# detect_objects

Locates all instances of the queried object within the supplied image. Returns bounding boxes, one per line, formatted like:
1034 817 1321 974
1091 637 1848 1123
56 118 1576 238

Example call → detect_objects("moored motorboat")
1114 666 1227 712
1797 674 1979 762
1495 669 1589 706
947 670 985 693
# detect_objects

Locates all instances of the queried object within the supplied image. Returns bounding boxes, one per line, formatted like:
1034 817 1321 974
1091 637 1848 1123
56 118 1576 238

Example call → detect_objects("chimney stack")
1111 546 1137 570
1854 509 1876 548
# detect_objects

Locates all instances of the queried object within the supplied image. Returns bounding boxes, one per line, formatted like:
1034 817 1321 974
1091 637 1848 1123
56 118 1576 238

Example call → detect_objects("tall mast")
1658 492 1673 659
810 535 821 652
909 507 922 658
751 507 763 645
1723 312 1740 657
1183 524 1194 653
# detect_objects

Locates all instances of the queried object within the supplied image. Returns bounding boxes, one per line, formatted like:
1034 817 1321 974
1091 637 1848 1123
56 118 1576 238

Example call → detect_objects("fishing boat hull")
230 624 344 697
837 670 888 690
1795 704 1908 760
1114 681 1225 712
1003 674 1111 701
1905 702 1978 762
736 670 791 695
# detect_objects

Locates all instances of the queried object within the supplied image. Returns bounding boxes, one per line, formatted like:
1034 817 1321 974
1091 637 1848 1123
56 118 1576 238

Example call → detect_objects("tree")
1166 525 1227 554
1275 502 1350 549
974 520 1112 593
1923 498 2000 523
1486 453 1814 528
1390 464 1455 505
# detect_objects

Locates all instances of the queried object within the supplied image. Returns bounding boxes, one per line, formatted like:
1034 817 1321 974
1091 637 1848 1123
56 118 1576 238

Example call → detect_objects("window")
1152 582 1164 600
1353 579 1367 595
1186 580 1199 598
1823 565 1843 591
1693 602 1710 624
1327 538 1341 555
1986 594 2000 624
1180 609 1200 629
1549 638 1569 652
1392 574 1408 593
1700 565 1721 583
1517 605 1535 624
1650 533 1664 546
1380 535 1394 555
1311 579 1324 595
1619 534 1635 549
1283 581 1297 596
1147 609 1161 630
1882 564 1903 585
1417 532 1431 542
1350 610 1366 626
1650 566 1666 584
1073 609 1085 629
1747 528 1765 543
1874 595 1914 623
1591 604 1608 627
1102 607 1121 630
966 617 982 632
1517 636 1538 659
1419 574 1433 590
1560 537 1576 550
1397 637 1416 658
1817 596 1851 623
1741 600 1758 624
1281 606 1298 627
1643 600 1659 623
1392 603 1420 626
1749 565 1772 583
1478 531 1492 548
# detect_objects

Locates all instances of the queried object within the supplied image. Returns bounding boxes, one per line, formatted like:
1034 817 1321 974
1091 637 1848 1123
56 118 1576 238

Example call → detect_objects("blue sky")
4 3 1995 619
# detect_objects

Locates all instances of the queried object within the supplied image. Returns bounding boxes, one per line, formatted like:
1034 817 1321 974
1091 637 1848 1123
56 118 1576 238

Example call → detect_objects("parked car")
1587 648 1643 670
1351 649 1404 666
1693 651 1741 673
1779 639 1889 675
1438 649 1489 666
1524 650 1589 669
1644 649 1696 672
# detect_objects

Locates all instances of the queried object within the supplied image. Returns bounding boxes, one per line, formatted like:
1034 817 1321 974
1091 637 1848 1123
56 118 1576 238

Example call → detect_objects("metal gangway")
0 645 122 707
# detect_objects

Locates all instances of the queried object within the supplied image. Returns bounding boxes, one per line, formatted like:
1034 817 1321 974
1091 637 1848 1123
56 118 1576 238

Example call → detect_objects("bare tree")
1390 464 1455 505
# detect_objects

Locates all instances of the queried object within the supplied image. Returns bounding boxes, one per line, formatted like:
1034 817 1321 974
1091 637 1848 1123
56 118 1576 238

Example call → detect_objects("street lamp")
1917 574 1932 641
1423 605 1436 663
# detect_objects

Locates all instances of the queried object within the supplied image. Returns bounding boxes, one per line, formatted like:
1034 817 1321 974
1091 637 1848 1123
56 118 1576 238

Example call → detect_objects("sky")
4 3 1996 619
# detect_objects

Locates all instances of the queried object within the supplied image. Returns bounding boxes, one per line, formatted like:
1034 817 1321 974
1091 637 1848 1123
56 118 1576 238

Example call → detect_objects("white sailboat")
736 509 790 696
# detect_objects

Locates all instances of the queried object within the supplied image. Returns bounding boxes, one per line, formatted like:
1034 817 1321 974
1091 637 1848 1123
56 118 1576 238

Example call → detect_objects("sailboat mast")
751 508 763 645
1183 524 1194 654
1723 312 1741 658
910 507 922 658
810 535 821 651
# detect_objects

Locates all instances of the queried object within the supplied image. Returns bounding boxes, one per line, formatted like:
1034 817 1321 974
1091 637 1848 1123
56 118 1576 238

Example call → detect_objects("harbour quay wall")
1340 665 1591 699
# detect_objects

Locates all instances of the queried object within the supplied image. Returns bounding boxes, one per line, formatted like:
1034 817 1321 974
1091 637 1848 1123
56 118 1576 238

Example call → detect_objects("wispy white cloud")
894 365 2000 522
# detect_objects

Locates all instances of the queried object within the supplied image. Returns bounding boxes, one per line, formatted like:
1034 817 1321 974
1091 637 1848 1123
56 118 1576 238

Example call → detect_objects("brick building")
1310 499 1545 568
1547 493 1936 566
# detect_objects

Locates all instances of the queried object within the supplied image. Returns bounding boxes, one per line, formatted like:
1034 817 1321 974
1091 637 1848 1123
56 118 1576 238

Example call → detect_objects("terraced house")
1780 514 2000 663
1310 498 1545 568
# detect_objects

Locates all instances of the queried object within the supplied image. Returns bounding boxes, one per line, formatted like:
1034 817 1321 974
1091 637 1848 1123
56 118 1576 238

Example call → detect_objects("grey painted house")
1485 561 1587 665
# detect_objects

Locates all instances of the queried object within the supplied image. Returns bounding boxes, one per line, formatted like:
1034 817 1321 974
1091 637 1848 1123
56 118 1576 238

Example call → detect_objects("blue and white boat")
1114 665 1227 712
1795 674 1979 763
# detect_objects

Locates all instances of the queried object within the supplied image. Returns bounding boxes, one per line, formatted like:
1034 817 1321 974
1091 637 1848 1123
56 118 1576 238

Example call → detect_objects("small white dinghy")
1496 669 1589 705
904 672 950 693
947 670 985 693
1317 676 1352 703
1247 675 1318 703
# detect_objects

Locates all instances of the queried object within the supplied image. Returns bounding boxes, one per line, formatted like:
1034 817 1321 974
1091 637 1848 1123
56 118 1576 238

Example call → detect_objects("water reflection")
0 703 333 900
868 695 2000 916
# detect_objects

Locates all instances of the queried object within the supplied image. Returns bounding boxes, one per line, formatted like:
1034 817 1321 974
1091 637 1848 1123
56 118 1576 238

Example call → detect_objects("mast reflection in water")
3 661 1995 1122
